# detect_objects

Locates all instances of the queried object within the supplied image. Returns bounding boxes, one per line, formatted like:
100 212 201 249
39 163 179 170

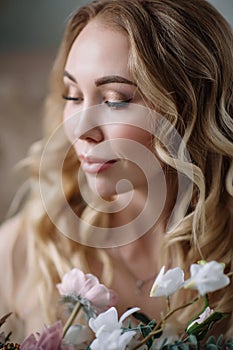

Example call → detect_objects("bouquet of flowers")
1 260 233 350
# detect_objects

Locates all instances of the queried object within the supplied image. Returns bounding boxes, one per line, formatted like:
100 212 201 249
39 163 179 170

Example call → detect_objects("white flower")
90 329 136 350
187 306 214 331
150 266 184 297
89 306 140 334
184 261 230 295
89 307 139 350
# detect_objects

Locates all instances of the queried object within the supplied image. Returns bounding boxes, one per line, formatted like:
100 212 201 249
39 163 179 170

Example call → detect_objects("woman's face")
63 20 162 199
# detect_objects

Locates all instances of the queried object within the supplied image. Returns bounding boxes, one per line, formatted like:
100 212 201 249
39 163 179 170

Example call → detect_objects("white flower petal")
185 261 230 295
118 330 136 348
89 307 119 333
190 264 202 277
150 266 165 296
90 338 101 350
150 266 184 297
119 307 140 325
90 329 136 350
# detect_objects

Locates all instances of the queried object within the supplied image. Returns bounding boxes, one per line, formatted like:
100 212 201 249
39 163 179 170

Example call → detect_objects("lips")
79 155 118 174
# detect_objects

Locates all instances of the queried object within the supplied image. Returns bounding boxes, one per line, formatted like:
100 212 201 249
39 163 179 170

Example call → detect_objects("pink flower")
21 321 75 350
56 268 118 314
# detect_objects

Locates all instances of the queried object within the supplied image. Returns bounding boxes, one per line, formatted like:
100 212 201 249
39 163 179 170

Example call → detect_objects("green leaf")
188 334 198 345
216 334 224 347
206 336 216 345
225 338 233 350
202 335 233 350
137 320 158 349
205 344 218 350
171 345 179 350
179 342 189 350
132 310 152 324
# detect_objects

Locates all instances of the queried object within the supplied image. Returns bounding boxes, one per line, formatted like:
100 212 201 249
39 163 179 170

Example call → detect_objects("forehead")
65 20 131 78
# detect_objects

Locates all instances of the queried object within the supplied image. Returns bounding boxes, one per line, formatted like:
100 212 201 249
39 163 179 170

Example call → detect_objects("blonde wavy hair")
15 0 233 336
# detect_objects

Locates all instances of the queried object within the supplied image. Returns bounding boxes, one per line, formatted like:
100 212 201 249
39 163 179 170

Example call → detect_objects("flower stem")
166 296 171 312
132 296 199 350
204 294 209 308
62 301 82 338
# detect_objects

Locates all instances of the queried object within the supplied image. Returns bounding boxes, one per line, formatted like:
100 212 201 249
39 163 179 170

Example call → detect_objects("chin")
86 176 137 207
86 177 117 199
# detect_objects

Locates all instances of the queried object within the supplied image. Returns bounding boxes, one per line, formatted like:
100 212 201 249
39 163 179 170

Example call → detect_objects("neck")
108 213 165 284
107 183 173 279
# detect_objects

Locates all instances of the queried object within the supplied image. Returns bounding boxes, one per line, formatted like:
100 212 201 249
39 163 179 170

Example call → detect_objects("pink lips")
79 155 118 174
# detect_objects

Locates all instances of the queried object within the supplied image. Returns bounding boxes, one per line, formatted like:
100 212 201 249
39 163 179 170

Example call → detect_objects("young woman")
0 0 232 342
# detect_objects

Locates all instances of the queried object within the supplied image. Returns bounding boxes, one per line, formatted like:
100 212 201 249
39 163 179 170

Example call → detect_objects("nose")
79 126 104 143
74 105 104 143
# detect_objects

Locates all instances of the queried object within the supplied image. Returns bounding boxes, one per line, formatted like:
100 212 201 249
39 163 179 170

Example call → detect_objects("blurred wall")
0 0 232 222
0 0 232 51
0 1 89 51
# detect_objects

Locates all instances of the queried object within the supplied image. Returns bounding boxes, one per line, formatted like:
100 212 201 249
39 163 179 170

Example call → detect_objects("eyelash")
62 95 80 102
62 95 132 109
105 98 132 109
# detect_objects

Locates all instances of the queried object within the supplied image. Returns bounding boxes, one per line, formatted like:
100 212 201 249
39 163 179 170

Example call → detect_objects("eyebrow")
95 75 136 87
64 70 136 87
64 70 77 83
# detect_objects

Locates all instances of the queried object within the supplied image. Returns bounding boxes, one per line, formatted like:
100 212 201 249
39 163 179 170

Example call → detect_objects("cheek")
63 104 70 131
63 113 73 143
62 107 80 144
108 125 153 149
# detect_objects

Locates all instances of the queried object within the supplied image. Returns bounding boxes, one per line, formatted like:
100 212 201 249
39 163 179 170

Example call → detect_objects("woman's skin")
63 19 170 320
63 20 154 197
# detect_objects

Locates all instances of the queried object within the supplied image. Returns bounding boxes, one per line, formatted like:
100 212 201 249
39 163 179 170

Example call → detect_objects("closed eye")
62 95 81 102
62 95 133 108
105 98 132 109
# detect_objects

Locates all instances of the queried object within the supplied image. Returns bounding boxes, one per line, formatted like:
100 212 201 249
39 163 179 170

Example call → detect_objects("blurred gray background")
0 0 232 222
